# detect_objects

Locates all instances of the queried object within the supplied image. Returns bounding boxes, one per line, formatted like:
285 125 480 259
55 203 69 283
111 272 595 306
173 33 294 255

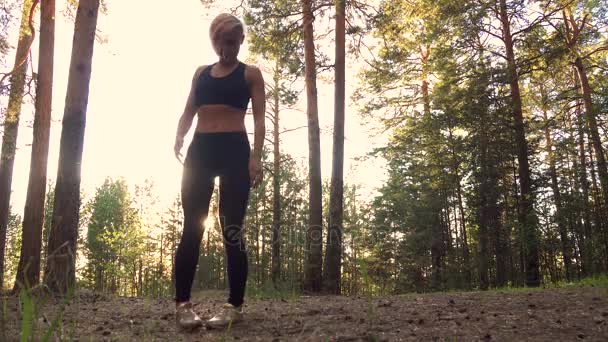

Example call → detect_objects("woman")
172 13 265 330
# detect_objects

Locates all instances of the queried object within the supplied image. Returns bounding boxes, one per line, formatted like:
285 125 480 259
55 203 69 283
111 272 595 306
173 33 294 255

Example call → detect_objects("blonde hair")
209 13 245 41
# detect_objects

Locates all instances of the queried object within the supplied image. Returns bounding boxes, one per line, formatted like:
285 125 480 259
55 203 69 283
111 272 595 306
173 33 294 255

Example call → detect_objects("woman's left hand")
249 158 263 188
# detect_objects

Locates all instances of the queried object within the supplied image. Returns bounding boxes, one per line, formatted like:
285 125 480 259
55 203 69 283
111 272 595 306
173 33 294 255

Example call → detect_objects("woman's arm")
174 66 204 163
248 66 266 161
247 65 266 187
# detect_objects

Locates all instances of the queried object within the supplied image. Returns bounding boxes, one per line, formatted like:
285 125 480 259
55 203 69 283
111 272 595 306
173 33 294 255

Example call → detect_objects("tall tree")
557 1 608 222
358 0 451 290
44 0 101 294
538 77 573 281
163 194 183 294
323 0 345 294
574 96 595 275
82 178 140 294
14 0 55 291
497 0 540 287
302 0 323 292
0 0 36 289
244 0 303 287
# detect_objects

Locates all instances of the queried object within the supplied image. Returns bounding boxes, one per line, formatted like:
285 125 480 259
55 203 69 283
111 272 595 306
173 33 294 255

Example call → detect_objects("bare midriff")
195 104 247 133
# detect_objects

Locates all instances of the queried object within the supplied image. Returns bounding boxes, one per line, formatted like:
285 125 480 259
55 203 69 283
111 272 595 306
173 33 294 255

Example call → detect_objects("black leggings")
175 131 251 306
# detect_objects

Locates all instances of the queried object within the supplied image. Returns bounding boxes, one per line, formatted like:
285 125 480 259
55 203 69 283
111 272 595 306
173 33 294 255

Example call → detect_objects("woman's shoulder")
243 63 260 73
196 64 212 76
244 64 263 83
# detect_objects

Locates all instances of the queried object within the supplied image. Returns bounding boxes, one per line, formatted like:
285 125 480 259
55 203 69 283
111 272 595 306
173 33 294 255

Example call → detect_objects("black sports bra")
194 62 251 111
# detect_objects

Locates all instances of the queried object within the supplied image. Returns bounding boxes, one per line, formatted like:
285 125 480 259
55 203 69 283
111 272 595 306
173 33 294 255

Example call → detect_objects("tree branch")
0 0 40 88
280 125 307 135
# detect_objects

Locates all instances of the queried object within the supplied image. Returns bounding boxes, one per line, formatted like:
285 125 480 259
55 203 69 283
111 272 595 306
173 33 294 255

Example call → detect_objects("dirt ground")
2 286 607 341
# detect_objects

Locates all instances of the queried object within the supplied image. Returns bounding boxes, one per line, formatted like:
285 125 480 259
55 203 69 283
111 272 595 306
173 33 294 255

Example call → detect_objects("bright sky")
6 0 387 217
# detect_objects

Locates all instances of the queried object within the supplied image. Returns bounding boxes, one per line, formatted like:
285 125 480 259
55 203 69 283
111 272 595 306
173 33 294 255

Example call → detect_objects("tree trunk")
574 57 608 230
566 112 584 279
562 3 608 221
43 0 100 294
587 137 606 272
498 0 540 287
302 0 323 293
0 0 35 289
254 199 260 286
540 84 572 281
494 203 507 287
261 215 266 285
14 0 55 291
574 98 593 276
271 60 281 287
419 47 444 290
260 188 267 285
478 95 505 289
478 129 490 291
449 128 471 289
322 0 345 295
351 191 358 295
159 233 164 296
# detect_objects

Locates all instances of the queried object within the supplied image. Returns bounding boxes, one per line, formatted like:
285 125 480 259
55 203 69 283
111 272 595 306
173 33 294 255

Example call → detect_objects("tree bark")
14 0 55 291
322 0 345 295
43 0 100 294
561 7 608 224
419 47 444 290
478 126 490 291
573 98 593 276
302 0 323 293
271 60 281 286
540 83 572 281
498 0 540 287
449 128 471 289
574 57 608 221
0 0 35 289
587 136 606 272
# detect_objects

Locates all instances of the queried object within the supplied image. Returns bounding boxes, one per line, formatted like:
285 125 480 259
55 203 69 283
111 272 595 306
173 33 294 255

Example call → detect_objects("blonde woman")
173 13 265 330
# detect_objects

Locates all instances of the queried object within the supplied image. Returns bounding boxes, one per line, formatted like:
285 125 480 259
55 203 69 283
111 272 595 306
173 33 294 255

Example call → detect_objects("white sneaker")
175 302 203 331
206 303 243 328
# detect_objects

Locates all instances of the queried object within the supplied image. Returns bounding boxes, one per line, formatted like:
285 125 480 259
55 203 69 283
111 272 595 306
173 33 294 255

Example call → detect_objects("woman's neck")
218 59 239 68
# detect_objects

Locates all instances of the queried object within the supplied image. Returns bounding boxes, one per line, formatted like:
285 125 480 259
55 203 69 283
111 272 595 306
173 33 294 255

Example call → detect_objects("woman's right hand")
174 136 184 165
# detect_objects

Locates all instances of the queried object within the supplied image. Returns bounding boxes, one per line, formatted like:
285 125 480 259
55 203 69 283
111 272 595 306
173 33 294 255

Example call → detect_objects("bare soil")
2 287 607 341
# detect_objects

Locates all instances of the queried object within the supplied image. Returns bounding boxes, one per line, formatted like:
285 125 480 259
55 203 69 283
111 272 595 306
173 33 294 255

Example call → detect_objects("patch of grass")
393 274 608 298
561 274 608 288
19 289 36 342
246 281 301 301
491 274 608 293
11 284 77 342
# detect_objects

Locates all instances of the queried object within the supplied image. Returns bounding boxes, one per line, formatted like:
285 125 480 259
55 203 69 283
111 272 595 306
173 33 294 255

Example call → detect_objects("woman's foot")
176 302 203 331
207 303 243 328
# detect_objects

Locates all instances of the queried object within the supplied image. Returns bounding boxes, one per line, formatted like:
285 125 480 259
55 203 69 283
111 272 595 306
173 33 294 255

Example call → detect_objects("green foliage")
244 0 304 106
160 194 183 294
12 286 76 341
247 279 300 301
81 177 143 295
18 289 34 342
3 209 22 290
355 0 608 293
0 0 17 64
3 0 600 299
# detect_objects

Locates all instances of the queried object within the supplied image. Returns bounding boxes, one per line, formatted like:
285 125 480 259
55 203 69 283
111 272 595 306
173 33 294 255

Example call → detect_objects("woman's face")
212 25 244 64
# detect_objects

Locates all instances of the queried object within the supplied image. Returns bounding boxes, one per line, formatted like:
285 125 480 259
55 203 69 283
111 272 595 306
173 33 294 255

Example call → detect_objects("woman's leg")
175 161 215 303
218 159 251 307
